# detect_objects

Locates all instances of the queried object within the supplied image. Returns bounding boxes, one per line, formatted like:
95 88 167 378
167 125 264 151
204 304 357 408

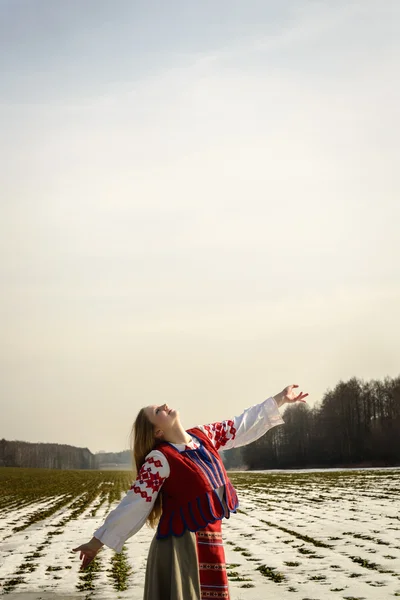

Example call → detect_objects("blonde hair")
130 408 162 528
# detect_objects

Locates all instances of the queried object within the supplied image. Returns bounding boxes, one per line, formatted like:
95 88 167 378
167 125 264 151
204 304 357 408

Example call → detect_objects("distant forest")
0 441 133 471
0 440 95 470
222 376 400 470
2 375 399 471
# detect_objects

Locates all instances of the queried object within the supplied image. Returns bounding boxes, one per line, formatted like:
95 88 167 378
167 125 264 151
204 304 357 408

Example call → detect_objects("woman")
73 384 308 599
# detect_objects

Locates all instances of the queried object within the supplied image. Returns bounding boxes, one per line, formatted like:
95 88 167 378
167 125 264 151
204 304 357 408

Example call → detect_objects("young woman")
73 384 308 599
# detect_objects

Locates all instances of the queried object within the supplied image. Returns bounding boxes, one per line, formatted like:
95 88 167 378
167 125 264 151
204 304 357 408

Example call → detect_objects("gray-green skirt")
143 529 201 600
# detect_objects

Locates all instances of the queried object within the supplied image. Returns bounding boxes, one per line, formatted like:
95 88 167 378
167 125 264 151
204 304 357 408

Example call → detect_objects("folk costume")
93 397 284 600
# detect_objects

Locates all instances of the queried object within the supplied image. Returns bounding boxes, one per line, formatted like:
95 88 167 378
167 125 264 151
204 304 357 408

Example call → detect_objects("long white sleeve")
197 396 284 451
93 450 170 553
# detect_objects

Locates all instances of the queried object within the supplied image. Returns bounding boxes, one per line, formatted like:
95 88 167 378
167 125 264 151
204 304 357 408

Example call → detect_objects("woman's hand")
73 537 104 570
274 384 308 407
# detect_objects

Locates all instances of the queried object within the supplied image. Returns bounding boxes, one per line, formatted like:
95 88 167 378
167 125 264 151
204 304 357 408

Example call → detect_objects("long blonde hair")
130 408 162 528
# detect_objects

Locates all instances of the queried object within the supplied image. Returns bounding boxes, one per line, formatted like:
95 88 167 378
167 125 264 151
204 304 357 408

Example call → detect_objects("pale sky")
1 0 399 453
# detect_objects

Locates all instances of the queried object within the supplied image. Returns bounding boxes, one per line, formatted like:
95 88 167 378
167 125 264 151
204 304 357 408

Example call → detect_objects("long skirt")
143 520 230 600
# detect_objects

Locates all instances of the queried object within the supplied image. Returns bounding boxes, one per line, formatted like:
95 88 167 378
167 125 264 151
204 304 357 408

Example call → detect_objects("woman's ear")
154 429 164 440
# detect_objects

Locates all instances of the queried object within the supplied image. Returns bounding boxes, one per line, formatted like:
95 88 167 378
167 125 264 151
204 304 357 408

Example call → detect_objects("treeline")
0 439 95 470
222 376 400 470
3 375 399 471
95 449 131 466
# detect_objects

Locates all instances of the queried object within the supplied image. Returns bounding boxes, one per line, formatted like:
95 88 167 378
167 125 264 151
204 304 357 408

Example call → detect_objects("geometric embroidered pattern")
129 458 166 503
199 563 226 571
146 456 163 468
197 530 223 540
200 591 229 599
197 521 230 600
199 419 237 451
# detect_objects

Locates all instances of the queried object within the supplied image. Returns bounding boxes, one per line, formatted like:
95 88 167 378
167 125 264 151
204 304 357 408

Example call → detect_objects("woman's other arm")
73 450 169 567
197 384 308 451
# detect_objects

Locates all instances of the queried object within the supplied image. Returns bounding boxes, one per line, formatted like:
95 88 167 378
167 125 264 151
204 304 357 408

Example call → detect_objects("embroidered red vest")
155 427 239 538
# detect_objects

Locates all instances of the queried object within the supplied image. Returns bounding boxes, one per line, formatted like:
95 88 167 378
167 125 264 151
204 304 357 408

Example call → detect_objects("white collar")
170 435 200 451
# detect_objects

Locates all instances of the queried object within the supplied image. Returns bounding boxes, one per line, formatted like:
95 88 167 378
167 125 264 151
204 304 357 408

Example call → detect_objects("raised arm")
197 385 308 451
73 449 169 567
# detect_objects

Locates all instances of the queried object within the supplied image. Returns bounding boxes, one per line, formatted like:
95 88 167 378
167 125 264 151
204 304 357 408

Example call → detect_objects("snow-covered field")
0 468 399 600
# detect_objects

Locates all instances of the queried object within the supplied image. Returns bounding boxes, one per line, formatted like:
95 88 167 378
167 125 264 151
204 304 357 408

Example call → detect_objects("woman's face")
144 403 179 436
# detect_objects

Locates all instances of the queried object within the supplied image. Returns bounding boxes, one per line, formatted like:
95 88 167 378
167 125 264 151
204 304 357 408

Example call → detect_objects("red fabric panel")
196 520 230 599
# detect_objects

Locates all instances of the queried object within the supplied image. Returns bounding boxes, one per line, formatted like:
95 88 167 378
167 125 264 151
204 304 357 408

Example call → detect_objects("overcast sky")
1 0 399 453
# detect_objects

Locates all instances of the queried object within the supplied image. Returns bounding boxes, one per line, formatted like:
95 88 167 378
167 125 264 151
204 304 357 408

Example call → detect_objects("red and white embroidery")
129 458 166 502
146 456 163 468
199 420 237 451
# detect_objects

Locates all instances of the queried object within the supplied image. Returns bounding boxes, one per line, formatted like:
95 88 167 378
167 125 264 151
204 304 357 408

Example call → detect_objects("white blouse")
94 396 284 552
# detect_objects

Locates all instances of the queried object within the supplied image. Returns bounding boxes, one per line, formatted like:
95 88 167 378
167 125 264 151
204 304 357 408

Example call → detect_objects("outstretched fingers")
296 391 309 402
82 556 92 570
72 546 93 570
